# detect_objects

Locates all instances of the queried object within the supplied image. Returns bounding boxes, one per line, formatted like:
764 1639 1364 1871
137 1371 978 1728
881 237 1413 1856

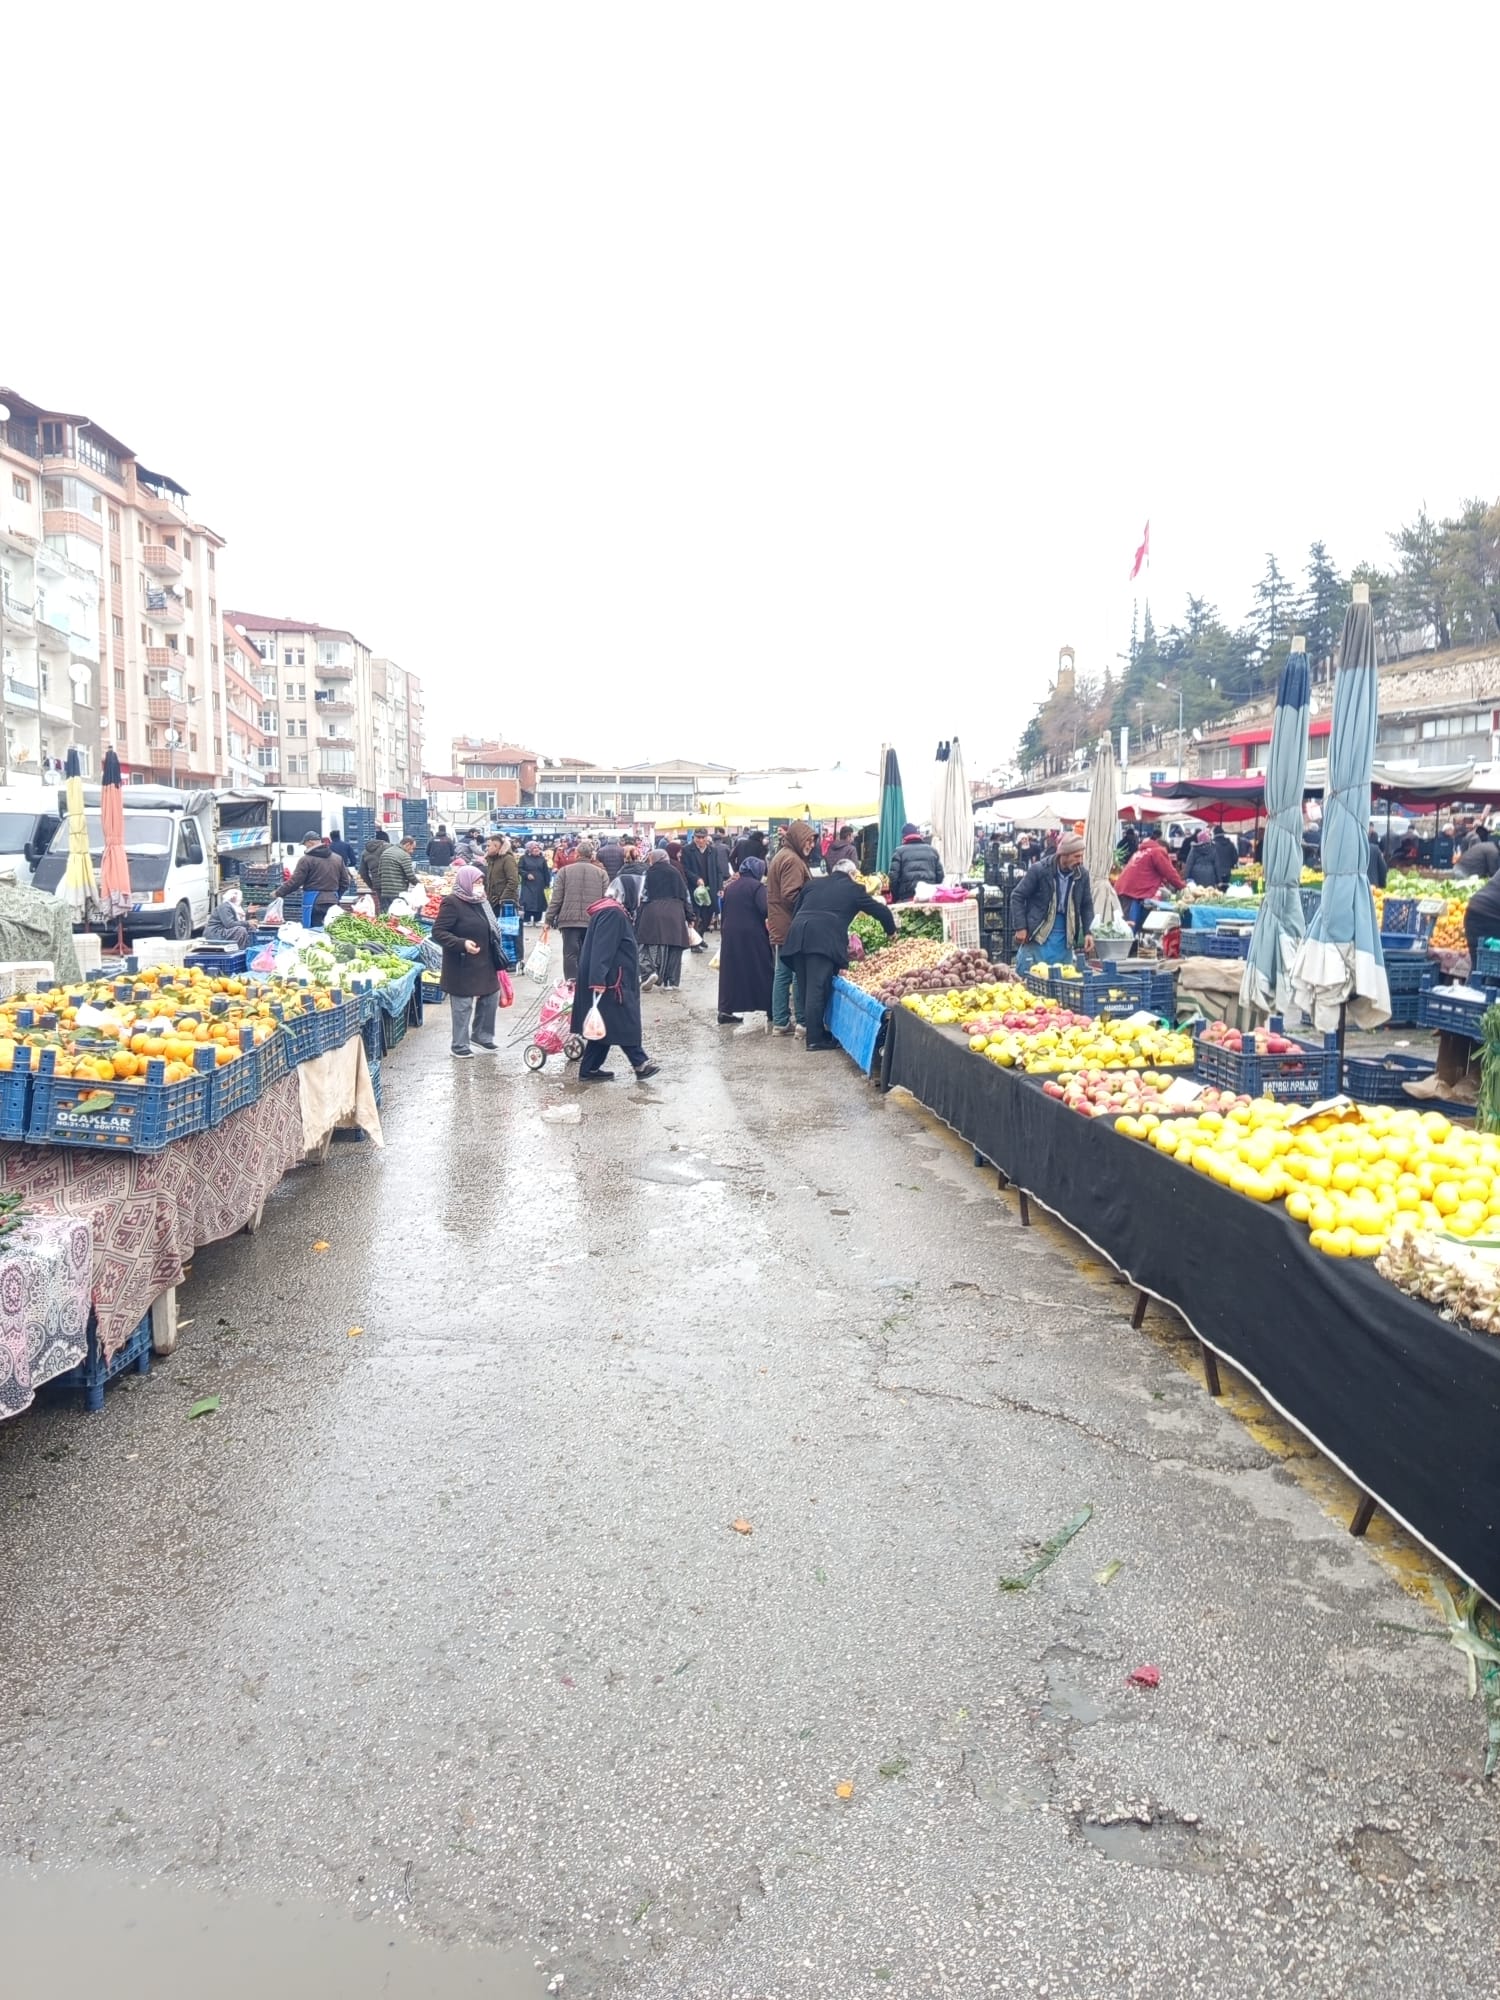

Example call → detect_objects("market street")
1 968 1497 2000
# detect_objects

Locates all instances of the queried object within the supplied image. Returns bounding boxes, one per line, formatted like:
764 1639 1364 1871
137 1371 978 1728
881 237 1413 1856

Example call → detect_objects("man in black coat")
570 890 660 1082
1211 828 1238 888
781 862 895 1050
1008 833 1094 971
886 822 943 901
286 834 351 927
682 829 729 930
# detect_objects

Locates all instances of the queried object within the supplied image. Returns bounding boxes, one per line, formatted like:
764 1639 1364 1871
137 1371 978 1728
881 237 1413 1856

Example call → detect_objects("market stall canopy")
1083 737 1123 928
1290 586 1390 1031
718 767 878 823
1241 641 1310 1018
930 737 973 877
1003 789 1169 831
875 747 906 874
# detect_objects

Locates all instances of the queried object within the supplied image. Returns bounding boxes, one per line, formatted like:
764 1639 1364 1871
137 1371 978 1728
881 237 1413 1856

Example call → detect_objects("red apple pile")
1200 1020 1302 1056
1042 1072 1253 1119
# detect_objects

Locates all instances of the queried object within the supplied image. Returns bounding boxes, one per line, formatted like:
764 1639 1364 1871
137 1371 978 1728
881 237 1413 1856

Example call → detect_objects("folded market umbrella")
1289 587 1390 1030
97 746 132 930
1240 640 1310 1017
1083 735 1123 930
875 745 906 876
931 737 974 880
58 745 96 916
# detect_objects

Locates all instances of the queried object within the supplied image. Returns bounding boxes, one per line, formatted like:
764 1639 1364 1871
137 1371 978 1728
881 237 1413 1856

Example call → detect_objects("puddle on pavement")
1040 1656 1106 1726
0 1866 540 1998
1079 1817 1223 1874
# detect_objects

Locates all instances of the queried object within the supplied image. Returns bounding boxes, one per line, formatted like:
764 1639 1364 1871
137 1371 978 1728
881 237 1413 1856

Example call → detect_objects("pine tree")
1249 555 1293 681
1390 507 1450 651
1437 499 1500 649
1300 542 1348 680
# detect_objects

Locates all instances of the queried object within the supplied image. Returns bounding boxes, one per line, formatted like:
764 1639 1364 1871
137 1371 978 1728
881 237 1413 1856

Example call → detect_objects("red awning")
1227 717 1333 747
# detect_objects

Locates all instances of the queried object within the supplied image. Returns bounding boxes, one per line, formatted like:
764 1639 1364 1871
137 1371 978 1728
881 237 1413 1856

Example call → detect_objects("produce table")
883 1003 1500 1603
0 1072 306 1359
0 1213 93 1420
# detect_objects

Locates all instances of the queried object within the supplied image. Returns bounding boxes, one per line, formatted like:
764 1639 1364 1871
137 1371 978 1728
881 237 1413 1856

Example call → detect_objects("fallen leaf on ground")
1094 1560 1123 1587
1126 1663 1161 1689
347 1325 363 1338
999 1502 1094 1593
312 1241 330 1253
878 1756 909 1779
730 1518 753 1535
834 1780 854 1800
186 1395 220 1419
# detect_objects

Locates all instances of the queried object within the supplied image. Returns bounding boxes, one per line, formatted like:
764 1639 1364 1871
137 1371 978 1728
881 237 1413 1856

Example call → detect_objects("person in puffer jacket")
886 823 943 901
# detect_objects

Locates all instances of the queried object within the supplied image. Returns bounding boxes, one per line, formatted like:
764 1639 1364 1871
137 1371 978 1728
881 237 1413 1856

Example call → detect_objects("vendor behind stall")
1464 870 1500 968
1113 834 1185 924
1010 832 1094 974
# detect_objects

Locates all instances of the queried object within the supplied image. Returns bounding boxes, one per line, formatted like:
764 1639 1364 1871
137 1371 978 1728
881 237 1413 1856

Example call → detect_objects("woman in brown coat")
544 839 609 980
432 865 506 1057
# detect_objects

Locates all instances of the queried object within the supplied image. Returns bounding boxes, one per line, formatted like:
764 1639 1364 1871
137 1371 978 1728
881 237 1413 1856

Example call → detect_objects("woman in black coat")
716 857 773 1024
634 854 695 989
431 866 506 1057
781 863 895 1050
569 892 659 1083
518 841 552 922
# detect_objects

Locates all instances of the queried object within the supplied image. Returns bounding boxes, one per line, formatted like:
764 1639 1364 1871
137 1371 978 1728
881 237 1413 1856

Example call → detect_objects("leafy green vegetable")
896 908 944 940
850 913 890 953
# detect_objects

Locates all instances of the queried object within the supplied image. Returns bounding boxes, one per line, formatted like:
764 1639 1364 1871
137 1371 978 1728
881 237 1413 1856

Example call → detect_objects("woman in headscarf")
519 839 552 924
570 884 660 1083
203 885 252 950
431 864 506 1058
1183 828 1220 888
716 855 774 1025
634 846 696 990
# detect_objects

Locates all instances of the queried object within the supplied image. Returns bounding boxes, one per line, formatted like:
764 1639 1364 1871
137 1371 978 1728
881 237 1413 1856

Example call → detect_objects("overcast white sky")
6 4 1496 798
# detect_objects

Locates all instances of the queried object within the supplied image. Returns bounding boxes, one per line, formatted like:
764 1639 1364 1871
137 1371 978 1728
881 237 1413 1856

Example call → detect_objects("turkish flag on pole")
1129 520 1150 581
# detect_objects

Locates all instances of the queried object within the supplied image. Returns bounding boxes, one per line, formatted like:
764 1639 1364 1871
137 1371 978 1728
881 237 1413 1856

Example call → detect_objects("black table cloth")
885 1004 1500 1602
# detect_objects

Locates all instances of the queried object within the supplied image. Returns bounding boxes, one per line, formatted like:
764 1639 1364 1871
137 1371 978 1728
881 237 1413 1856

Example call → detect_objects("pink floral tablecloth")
0 1072 305 1359
0 1213 93 1421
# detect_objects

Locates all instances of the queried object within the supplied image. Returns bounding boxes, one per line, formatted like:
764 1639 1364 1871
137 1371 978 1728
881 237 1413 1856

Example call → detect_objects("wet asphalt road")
2 958 1498 1999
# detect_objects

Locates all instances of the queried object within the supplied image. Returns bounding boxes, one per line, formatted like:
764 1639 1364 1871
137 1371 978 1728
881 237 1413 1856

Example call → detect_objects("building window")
163 535 176 551
110 562 121 588
113 668 125 691
190 732 198 754
140 622 149 644
142 674 152 696
283 649 293 666
112 615 124 638
258 709 277 731
207 549 215 571
116 721 127 741
108 507 120 534
211 643 218 665
138 520 147 542
286 681 304 700
182 536 192 559
209 597 216 620
11 475 29 502
184 588 193 610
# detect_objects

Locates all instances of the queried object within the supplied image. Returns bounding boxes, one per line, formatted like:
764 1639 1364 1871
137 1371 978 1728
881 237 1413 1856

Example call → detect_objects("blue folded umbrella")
1241 644 1309 1016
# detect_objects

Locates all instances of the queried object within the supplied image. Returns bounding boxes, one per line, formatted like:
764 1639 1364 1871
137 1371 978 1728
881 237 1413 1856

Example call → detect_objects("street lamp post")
1157 680 1185 780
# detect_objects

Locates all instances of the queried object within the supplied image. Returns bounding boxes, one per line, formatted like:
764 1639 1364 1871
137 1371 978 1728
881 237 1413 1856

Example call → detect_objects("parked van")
0 785 63 889
30 787 269 940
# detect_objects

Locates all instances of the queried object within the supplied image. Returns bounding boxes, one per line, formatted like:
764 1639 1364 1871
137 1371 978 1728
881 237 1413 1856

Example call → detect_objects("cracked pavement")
0 966 1497 1998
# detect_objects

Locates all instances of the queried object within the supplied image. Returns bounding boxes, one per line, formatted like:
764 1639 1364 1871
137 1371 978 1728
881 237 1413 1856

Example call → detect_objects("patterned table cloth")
0 1071 306 1359
0 1213 93 1421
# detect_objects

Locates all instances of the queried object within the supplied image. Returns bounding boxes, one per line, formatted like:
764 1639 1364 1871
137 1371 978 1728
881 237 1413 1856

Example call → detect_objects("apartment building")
221 620 274 788
451 737 539 817
225 613 376 805
0 387 231 786
372 658 424 826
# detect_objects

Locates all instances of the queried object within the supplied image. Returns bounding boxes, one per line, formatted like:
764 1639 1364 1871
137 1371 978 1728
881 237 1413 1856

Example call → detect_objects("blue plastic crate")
185 947 250 975
51 1312 153 1414
276 991 362 1066
1343 1051 1436 1104
1381 931 1430 954
380 1003 410 1053
1473 939 1500 979
1384 950 1432 999
1418 973 1488 1040
0 1046 35 1141
1382 897 1437 937
27 1047 214 1151
203 1031 271 1127
828 978 886 1075
1386 990 1421 1027
1180 928 1251 960
1191 1015 1341 1103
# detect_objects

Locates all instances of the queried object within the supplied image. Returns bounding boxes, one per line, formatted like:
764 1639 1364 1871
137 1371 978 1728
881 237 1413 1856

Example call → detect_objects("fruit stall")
877 975 1500 1604
0 912 434 1421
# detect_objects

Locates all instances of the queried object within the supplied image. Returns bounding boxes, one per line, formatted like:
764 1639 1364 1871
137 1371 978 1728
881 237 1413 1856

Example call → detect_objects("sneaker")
452 1048 474 1059
633 1060 661 1081
773 1024 795 1036
717 1013 743 1025
640 971 659 991
793 1024 806 1038
473 1040 501 1053
579 1069 616 1083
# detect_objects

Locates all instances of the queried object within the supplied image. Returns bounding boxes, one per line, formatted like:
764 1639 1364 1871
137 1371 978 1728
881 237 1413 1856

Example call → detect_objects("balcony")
141 542 183 578
4 677 39 711
320 768 356 788
312 694 354 716
146 588 185 627
137 483 185 525
316 664 353 683
1 587 34 631
148 695 189 725
317 732 354 751
42 509 102 545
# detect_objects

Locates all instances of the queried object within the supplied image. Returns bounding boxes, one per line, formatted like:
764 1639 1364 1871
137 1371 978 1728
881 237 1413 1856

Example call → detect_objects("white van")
0 785 64 889
32 786 220 939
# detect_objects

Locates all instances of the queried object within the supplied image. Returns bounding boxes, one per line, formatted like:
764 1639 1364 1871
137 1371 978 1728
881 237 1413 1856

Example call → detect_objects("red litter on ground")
1126 1664 1161 1689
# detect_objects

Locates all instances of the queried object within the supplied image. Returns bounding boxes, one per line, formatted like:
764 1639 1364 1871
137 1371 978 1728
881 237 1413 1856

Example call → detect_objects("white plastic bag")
353 893 377 918
525 938 552 985
582 996 607 1040
686 925 703 948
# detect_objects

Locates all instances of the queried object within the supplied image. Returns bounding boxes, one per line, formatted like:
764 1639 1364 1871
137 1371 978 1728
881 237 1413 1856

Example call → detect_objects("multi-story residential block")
222 620 275 788
0 387 230 786
372 658 424 826
226 613 382 807
451 738 539 817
